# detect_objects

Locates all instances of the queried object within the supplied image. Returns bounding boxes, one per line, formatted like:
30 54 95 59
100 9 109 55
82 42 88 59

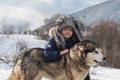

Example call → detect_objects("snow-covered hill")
72 0 120 26
0 34 47 63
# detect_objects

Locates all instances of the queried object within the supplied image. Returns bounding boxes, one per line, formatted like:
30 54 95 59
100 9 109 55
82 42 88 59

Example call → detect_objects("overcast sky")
0 0 108 30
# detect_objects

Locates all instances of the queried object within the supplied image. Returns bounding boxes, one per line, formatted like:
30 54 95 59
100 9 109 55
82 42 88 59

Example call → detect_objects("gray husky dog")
9 40 106 80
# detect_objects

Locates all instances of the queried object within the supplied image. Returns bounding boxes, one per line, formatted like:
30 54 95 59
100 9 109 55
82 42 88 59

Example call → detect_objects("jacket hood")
49 15 84 49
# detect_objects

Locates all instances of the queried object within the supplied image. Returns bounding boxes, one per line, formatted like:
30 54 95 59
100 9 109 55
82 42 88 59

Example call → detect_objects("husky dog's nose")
103 57 106 61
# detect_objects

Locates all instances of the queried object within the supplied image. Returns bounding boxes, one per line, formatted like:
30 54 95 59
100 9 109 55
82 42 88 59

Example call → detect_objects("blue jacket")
44 38 79 62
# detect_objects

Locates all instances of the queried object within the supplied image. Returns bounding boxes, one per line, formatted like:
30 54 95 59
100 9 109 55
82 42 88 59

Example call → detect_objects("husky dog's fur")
8 40 105 80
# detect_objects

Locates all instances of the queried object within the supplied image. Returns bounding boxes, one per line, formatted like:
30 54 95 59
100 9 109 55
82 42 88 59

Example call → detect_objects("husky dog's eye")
94 51 98 54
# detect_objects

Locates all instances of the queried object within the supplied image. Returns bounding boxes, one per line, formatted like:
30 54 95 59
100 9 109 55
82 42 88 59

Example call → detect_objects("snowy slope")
0 34 47 63
0 63 12 80
90 66 120 80
0 34 47 55
72 0 120 26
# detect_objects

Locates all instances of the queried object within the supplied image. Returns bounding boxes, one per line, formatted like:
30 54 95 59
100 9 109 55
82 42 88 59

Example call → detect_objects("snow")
0 34 120 80
0 34 47 56
90 66 120 80
0 63 12 80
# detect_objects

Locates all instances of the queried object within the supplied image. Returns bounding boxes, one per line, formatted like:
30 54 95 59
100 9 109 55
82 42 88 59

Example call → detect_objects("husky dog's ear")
79 40 97 54
83 42 96 54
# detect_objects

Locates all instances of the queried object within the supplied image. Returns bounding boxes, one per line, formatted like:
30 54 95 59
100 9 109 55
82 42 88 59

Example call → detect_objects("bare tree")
1 23 14 34
113 29 120 51
13 40 28 63
15 23 30 34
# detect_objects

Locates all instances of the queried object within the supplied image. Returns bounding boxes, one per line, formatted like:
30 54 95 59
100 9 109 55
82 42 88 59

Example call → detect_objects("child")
44 15 83 62
44 15 90 80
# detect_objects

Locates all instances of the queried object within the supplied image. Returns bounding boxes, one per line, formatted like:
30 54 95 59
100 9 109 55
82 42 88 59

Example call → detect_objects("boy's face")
61 26 73 39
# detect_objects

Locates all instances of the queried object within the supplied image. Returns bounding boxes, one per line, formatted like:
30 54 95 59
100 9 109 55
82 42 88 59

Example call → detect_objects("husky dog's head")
70 40 106 66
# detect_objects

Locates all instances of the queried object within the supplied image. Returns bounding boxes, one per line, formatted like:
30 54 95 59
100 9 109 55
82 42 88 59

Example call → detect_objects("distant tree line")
0 23 34 35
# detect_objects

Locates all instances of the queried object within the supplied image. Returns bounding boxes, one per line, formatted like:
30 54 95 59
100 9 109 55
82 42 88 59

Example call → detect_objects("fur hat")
49 15 84 49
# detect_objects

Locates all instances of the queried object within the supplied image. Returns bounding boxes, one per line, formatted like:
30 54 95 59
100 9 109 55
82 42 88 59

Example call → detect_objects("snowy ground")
0 34 120 80
0 63 12 80
90 66 120 80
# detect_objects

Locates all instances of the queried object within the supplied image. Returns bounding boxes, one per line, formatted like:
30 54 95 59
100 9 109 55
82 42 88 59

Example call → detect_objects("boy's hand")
60 49 69 55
